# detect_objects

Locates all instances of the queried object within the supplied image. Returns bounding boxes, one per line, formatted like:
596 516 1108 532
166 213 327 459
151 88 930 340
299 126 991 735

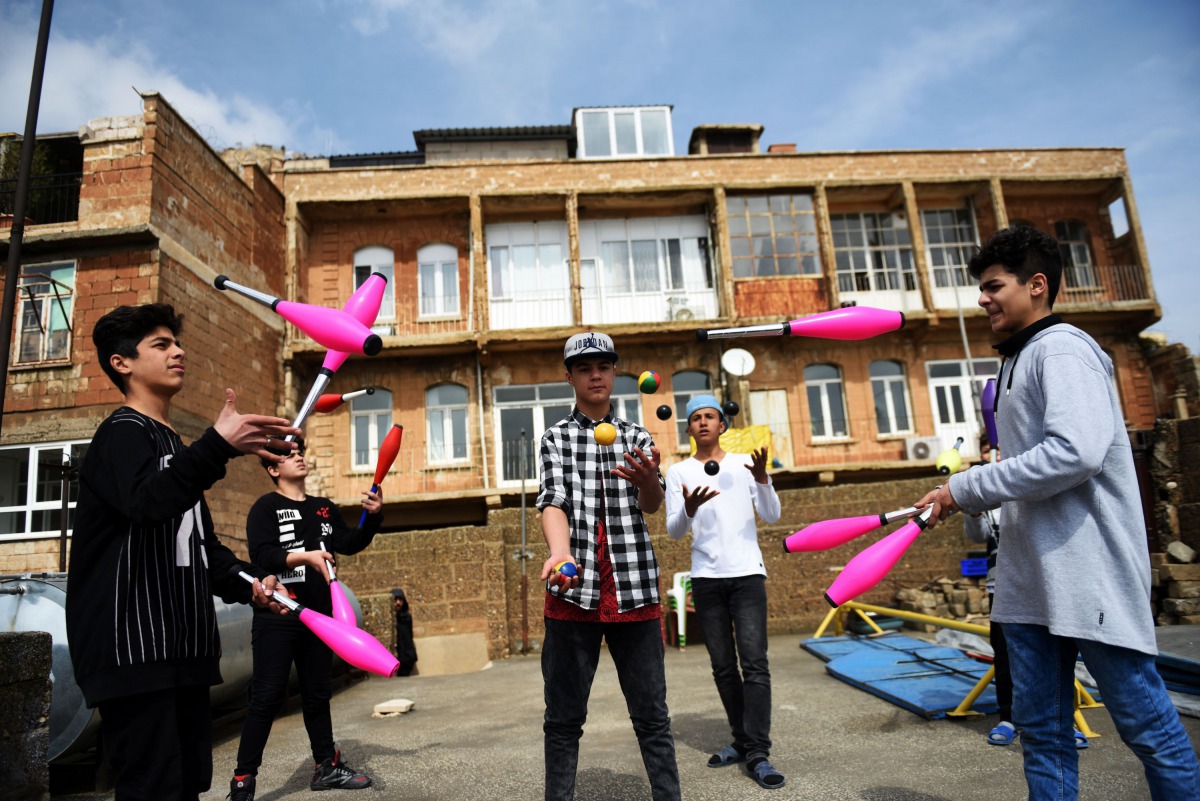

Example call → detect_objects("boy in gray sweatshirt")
916 226 1199 801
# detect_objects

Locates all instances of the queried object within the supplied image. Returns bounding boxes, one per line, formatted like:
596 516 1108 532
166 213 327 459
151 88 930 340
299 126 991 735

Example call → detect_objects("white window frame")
417 243 460 319
493 383 576 485
921 207 980 299
351 389 393 471
925 358 1001 459
830 212 921 312
354 246 396 325
869 360 914 436
805 364 850 442
612 375 642 426
15 261 74 365
1055 220 1099 289
0 439 89 542
575 106 674 159
425 383 470 465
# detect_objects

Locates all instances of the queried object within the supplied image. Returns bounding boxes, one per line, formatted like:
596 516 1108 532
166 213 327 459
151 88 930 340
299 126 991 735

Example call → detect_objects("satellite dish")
721 348 756 377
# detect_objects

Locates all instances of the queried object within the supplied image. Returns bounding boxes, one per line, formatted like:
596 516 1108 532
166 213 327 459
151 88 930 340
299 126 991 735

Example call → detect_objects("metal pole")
58 449 72 572
519 430 529 655
0 0 55 438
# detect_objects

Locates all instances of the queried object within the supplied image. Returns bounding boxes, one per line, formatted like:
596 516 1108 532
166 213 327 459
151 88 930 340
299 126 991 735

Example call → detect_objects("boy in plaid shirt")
536 332 680 801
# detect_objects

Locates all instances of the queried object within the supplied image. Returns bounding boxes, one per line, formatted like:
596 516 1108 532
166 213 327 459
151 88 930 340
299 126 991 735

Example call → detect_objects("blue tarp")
802 632 997 720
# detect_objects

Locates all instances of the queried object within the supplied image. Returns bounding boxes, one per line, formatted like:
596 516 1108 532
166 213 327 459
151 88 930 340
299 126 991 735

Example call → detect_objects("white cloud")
0 5 312 152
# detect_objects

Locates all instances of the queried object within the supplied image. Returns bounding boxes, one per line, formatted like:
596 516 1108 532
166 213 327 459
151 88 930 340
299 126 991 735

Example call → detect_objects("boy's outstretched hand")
214 388 303 460
745 446 770 483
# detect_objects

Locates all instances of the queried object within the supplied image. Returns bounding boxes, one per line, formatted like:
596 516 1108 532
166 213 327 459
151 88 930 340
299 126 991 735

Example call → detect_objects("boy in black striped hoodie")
67 303 301 801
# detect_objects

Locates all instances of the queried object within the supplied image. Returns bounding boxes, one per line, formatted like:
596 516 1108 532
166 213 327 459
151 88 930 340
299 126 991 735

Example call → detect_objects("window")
1055 220 1098 288
16 262 74 364
671 370 711 449
576 107 674 159
426 383 469 464
494 383 576 482
417 243 460 317
805 364 849 440
726 194 822 278
354 246 396 325
581 219 711 294
0 440 89 541
612 375 642 425
351 389 393 470
870 360 913 436
487 222 568 301
830 212 916 293
921 208 978 288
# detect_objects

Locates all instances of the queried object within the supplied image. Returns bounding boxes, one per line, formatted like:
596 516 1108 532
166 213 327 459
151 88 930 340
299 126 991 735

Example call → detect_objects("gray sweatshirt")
949 322 1155 655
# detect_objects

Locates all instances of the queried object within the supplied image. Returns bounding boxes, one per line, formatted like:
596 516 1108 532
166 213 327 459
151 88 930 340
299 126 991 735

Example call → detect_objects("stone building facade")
1 96 1182 659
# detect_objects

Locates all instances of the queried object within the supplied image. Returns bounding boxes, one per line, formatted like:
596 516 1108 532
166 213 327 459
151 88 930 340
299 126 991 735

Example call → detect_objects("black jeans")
98 684 213 801
691 574 772 762
542 616 680 801
235 617 335 774
989 593 1013 722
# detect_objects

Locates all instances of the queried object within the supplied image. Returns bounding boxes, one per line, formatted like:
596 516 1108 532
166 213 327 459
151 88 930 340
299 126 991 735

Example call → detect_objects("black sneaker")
311 750 372 791
229 774 256 801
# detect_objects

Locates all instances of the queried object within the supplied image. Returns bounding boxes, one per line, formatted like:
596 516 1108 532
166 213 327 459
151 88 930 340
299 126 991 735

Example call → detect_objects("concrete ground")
62 633 1200 801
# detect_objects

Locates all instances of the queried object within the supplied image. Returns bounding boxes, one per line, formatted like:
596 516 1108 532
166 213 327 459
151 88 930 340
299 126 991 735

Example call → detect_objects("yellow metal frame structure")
813 601 1103 739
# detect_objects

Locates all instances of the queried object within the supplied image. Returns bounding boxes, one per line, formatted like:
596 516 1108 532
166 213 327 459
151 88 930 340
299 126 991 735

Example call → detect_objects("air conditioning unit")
904 436 941 461
666 296 700 321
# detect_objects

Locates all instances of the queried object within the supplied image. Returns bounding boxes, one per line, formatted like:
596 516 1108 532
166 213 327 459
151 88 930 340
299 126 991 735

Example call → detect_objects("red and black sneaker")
311 750 372 791
229 774 256 801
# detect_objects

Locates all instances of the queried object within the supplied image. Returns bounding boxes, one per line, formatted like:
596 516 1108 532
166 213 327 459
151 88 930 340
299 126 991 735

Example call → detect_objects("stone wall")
337 476 971 659
0 631 51 801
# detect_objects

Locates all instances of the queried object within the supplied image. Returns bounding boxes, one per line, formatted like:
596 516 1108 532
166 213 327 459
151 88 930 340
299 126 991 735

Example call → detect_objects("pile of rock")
1153 541 1200 625
894 576 990 633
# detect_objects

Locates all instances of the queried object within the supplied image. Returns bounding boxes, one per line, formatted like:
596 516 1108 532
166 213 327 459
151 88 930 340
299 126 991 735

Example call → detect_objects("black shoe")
229 774 256 801
311 750 372 791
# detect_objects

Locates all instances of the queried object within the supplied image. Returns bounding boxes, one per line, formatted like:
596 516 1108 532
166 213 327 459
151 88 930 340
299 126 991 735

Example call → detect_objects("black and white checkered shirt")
537 406 664 612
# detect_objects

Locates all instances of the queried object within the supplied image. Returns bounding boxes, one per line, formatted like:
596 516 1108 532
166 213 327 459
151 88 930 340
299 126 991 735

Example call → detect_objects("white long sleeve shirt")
665 453 781 579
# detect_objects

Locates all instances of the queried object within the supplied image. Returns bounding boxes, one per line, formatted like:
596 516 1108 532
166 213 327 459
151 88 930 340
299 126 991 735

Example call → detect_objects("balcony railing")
0 172 82 227
1053 264 1150 307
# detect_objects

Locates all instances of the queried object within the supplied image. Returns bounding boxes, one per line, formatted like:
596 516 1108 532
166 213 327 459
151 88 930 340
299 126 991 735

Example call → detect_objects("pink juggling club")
320 538 357 628
824 508 935 607
239 572 399 677
214 275 383 356
782 506 919 553
696 307 905 342
284 272 388 441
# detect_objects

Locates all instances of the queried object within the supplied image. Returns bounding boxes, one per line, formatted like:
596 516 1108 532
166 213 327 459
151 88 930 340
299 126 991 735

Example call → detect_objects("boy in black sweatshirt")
228 436 383 800
66 303 301 801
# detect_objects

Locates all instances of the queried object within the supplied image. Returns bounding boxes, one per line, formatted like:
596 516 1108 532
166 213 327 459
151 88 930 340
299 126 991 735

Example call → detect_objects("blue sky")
3 0 1198 350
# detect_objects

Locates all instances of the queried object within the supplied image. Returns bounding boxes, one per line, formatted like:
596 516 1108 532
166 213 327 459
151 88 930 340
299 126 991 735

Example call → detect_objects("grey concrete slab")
59 633 1200 801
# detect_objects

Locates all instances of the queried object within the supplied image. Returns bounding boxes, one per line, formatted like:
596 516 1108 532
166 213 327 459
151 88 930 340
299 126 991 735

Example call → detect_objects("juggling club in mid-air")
697 307 905 342
782 506 920 553
359 424 403 527
823 508 936 608
285 273 389 441
239 572 399 677
314 388 375 414
214 275 383 356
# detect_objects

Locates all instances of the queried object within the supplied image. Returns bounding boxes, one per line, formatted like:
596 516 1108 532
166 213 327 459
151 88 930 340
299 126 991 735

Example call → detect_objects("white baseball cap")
563 331 618 367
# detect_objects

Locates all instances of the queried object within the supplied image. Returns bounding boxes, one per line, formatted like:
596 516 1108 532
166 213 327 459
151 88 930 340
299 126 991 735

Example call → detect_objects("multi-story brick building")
1 94 1169 655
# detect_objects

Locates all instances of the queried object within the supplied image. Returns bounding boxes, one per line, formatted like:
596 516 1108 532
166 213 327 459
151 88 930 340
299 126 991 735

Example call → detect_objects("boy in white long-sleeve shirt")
665 394 784 790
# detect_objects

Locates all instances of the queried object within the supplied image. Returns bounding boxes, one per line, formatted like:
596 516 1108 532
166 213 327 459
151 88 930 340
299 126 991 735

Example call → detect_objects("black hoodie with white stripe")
67 407 263 707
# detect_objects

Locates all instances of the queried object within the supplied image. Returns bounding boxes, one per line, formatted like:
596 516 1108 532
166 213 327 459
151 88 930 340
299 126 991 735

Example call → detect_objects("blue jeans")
691 575 772 762
542 616 680 801
1005 623 1200 801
